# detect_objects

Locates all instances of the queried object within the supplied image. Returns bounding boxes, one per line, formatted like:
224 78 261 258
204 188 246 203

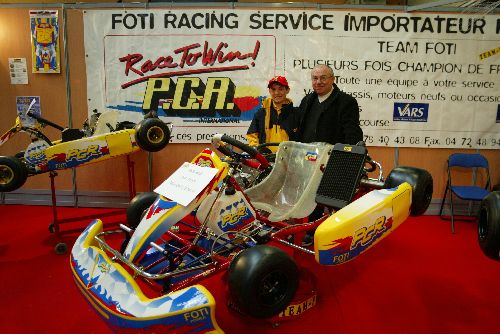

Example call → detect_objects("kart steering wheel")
256 142 279 163
211 134 270 170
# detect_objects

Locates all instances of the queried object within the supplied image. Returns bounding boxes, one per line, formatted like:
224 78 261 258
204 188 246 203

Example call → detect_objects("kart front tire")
126 192 158 229
134 118 170 152
228 245 299 318
478 191 500 260
0 156 28 192
384 166 433 216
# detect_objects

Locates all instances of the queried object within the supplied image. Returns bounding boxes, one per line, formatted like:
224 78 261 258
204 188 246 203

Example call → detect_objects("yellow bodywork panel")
44 129 137 169
105 131 134 156
315 183 412 265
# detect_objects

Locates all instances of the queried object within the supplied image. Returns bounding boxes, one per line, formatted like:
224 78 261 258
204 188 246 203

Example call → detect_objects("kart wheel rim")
256 270 288 307
0 165 14 185
146 126 164 144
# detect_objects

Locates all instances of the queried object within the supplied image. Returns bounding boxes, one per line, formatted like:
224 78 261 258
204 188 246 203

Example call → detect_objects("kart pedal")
315 143 367 210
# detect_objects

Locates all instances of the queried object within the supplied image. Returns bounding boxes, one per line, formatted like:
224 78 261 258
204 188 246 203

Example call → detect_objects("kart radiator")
315 143 367 210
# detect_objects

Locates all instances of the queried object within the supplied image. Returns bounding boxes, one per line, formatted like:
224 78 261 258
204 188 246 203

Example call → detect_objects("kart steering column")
27 110 65 131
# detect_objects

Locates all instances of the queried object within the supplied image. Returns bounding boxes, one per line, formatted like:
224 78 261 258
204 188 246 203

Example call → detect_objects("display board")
84 9 500 149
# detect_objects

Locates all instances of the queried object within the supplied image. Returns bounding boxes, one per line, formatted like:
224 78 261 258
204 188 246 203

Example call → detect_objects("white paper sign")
9 58 28 84
154 162 218 206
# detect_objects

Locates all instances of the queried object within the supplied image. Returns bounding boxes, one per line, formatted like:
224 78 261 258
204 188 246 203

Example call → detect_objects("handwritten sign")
154 162 218 206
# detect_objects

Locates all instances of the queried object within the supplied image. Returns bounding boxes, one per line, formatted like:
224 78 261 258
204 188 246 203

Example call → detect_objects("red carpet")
1 204 499 334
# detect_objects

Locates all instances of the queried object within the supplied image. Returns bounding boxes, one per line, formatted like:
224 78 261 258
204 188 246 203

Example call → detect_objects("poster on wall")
16 96 41 128
30 10 60 74
83 9 500 149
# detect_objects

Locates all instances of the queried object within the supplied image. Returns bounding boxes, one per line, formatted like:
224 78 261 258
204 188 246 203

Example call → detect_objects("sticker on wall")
30 10 60 73
16 96 41 128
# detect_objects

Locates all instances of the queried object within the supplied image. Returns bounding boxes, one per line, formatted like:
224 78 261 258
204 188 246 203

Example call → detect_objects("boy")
246 76 299 152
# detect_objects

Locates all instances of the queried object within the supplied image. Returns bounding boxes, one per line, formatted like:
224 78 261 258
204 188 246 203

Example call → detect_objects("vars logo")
393 103 429 122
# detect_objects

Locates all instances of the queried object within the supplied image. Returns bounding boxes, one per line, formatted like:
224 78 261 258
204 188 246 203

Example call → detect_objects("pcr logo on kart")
25 141 49 164
218 199 253 231
47 145 110 169
321 216 393 264
66 145 110 163
304 152 318 161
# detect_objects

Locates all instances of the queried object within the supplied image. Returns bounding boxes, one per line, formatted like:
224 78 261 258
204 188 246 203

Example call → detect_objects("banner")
83 9 500 148
30 10 60 73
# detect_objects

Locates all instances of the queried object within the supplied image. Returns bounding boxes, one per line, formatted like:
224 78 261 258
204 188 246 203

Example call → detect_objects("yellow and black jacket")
246 97 299 152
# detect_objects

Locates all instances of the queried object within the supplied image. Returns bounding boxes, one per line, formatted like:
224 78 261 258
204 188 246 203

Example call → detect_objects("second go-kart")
0 99 172 192
71 134 433 333
478 191 500 261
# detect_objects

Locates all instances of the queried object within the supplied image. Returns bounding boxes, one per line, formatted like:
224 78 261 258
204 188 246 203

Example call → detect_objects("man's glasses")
311 75 333 82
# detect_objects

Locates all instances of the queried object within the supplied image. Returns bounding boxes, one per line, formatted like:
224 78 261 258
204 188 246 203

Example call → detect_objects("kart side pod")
314 182 412 265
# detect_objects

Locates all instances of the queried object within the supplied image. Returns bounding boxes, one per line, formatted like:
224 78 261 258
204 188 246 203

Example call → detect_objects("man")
299 65 363 145
247 76 299 152
299 65 363 246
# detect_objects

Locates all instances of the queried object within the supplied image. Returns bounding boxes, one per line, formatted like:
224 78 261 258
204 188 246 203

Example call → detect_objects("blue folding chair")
439 153 491 233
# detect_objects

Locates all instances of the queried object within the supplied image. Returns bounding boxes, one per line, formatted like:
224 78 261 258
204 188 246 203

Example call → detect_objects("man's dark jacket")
298 84 363 145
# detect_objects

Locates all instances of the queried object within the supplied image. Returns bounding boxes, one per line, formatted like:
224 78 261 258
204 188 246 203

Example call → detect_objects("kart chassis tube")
94 229 213 280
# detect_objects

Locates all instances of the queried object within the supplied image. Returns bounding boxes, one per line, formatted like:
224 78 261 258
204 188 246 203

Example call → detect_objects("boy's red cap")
268 76 289 88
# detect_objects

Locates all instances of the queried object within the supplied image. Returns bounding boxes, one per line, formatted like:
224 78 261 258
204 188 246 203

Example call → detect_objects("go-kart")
70 134 433 333
0 99 172 192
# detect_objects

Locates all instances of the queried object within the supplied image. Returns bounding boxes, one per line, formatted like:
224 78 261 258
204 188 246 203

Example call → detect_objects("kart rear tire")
228 245 299 318
384 166 433 216
134 118 170 152
126 192 158 229
0 156 28 192
478 191 500 260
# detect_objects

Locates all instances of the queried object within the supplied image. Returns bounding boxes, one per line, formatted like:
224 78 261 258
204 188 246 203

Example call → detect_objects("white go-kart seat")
245 141 332 222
